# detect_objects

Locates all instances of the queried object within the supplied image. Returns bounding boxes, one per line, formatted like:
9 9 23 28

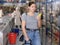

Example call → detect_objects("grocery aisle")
0 0 60 45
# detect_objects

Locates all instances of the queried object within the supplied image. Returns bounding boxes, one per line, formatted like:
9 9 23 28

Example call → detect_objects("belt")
26 28 39 31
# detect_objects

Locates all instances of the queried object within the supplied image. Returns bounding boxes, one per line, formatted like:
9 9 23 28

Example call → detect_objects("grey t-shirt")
21 12 38 29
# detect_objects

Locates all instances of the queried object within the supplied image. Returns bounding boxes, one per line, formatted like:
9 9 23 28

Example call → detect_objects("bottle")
38 13 42 17
0 9 3 18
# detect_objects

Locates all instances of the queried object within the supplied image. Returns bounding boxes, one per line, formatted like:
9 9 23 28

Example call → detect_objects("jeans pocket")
36 30 40 33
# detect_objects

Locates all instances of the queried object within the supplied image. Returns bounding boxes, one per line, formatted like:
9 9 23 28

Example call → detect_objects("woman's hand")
25 36 29 41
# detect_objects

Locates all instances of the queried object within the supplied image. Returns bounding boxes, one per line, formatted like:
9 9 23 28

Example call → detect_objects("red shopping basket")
8 32 17 44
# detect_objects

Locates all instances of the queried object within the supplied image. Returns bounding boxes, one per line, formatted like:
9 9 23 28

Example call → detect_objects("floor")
8 28 59 45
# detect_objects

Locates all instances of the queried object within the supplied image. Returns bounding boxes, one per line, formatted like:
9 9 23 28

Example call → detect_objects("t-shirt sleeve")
21 13 26 21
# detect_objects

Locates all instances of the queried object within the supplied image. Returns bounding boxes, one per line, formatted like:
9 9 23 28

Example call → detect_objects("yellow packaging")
38 13 42 17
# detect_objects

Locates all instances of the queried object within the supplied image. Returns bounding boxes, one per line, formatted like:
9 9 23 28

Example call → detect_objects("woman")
21 2 41 45
11 7 21 28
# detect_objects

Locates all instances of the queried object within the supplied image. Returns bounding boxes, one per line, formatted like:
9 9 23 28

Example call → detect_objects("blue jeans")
24 30 41 45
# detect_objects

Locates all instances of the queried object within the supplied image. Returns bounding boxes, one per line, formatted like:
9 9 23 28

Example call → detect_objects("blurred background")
0 0 60 45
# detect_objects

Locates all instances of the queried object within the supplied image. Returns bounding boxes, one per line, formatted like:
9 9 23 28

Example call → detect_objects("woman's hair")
28 2 35 6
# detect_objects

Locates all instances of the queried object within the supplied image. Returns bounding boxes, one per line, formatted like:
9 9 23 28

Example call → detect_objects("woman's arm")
22 20 29 41
37 16 42 29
